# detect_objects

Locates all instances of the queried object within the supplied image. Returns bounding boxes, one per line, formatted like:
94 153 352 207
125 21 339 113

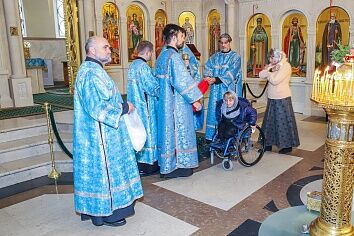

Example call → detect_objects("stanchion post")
43 102 61 180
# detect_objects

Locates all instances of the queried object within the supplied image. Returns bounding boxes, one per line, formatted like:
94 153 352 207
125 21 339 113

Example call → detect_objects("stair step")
0 151 72 189
0 133 72 164
0 111 73 144
0 123 48 143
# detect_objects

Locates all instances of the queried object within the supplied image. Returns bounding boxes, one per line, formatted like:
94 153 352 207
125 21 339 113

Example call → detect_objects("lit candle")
313 70 318 98
328 75 333 100
350 78 353 99
321 76 326 100
350 64 354 98
324 76 329 100
333 77 337 99
340 78 344 100
324 66 329 80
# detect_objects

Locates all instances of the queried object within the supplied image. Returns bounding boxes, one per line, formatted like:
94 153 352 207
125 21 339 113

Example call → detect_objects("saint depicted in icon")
322 12 342 66
209 16 220 56
283 17 305 75
155 16 165 57
102 3 120 64
248 17 269 77
129 13 142 50
182 17 194 44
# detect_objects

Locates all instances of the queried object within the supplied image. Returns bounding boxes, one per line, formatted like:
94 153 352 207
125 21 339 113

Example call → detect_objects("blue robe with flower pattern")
180 45 204 130
203 50 242 140
73 60 143 217
127 58 159 164
155 46 203 174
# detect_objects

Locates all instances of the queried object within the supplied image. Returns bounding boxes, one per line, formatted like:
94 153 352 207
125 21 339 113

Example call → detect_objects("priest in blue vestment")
204 33 242 141
155 24 203 178
73 36 143 227
178 29 204 131
127 40 160 175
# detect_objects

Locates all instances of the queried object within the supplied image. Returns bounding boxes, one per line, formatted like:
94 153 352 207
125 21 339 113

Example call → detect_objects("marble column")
83 0 96 40
349 23 354 47
120 16 129 67
149 17 156 66
225 0 237 51
239 34 247 78
0 0 13 108
3 0 33 107
305 29 319 116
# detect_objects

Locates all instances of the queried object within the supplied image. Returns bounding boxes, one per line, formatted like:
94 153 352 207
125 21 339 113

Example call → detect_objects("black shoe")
81 214 90 221
279 147 292 154
103 218 126 227
138 162 160 176
161 168 193 179
265 146 272 152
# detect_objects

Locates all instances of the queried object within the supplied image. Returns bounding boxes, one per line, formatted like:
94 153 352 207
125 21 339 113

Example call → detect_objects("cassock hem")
75 194 143 217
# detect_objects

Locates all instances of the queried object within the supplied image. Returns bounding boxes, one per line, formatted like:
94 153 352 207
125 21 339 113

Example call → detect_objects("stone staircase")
0 111 73 195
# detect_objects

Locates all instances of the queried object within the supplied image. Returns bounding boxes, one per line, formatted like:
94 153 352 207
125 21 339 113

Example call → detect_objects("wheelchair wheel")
238 124 265 167
222 159 233 171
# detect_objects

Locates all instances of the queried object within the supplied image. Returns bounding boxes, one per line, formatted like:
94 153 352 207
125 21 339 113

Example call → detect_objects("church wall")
22 0 56 38
237 0 354 116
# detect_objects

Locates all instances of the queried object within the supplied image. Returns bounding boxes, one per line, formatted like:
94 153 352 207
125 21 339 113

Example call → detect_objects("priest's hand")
193 101 202 111
127 102 135 114
206 77 216 85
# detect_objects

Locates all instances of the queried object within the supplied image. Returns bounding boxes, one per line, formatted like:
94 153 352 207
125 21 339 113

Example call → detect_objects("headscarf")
269 48 286 64
221 90 240 119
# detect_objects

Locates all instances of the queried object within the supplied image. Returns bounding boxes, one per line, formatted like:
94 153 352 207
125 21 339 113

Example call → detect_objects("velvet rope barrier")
49 107 73 159
243 81 269 99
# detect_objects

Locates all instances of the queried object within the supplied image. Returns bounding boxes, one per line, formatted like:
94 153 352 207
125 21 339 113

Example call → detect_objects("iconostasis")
245 6 350 78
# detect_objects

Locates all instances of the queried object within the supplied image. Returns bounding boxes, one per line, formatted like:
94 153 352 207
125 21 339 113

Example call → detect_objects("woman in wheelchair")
215 91 257 141
210 91 265 170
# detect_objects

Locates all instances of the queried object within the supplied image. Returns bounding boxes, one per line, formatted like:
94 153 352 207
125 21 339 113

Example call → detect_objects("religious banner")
207 9 221 57
102 2 120 65
282 13 308 77
315 6 350 69
246 14 271 78
127 4 145 61
155 9 167 58
178 11 196 44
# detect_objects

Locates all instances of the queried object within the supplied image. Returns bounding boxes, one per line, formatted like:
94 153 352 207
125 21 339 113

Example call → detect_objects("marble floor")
0 111 348 236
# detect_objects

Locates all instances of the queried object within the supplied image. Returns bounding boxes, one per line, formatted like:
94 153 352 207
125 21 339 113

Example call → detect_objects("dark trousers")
138 161 159 175
82 203 135 225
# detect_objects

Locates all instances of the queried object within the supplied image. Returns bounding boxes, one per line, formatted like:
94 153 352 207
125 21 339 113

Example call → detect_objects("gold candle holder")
310 56 354 235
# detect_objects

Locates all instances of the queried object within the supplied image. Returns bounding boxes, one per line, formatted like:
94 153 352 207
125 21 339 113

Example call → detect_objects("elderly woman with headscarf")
215 90 257 141
259 48 300 154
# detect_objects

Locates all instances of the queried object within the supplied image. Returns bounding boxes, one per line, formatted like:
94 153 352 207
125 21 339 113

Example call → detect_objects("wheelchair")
209 123 265 170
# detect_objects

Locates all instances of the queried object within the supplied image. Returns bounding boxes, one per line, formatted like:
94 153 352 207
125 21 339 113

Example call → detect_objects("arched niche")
246 13 271 78
178 11 196 44
315 6 350 69
155 9 167 58
102 2 120 65
282 11 308 77
207 9 221 57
